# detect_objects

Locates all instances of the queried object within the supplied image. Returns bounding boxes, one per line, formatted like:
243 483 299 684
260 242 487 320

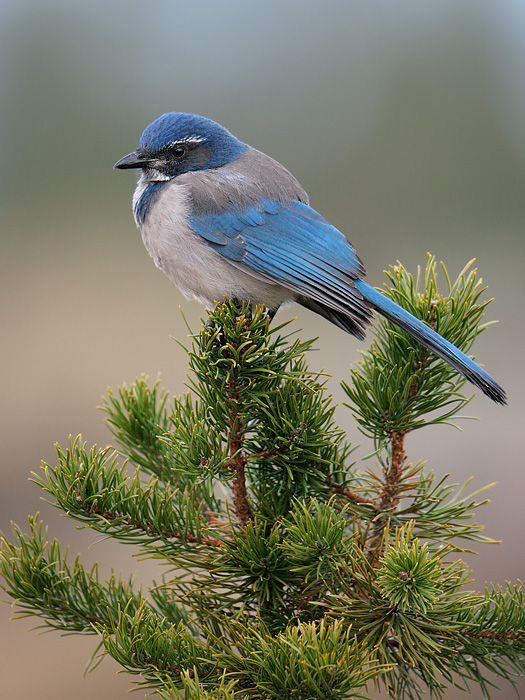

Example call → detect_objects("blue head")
114 112 247 181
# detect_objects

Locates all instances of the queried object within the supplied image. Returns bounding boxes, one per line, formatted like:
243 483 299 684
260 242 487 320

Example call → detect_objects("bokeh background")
1 1 524 698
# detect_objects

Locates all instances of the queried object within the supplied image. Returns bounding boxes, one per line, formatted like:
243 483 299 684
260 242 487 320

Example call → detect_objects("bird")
114 112 506 405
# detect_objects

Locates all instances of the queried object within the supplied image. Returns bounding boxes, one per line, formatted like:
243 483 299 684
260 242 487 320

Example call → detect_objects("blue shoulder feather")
190 199 363 277
189 199 369 322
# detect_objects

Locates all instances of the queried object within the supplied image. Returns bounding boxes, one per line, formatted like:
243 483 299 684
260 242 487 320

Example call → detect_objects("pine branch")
102 377 172 480
0 515 146 633
1 259 520 699
224 358 253 528
34 437 223 554
211 617 388 699
101 602 216 691
342 256 487 443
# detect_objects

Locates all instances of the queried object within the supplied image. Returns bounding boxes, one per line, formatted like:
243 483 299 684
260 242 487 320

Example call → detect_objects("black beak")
114 148 154 170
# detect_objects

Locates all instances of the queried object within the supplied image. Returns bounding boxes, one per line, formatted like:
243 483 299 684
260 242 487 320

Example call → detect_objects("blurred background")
1 1 524 698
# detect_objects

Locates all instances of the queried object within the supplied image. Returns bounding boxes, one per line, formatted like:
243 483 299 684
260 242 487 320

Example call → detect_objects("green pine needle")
1 261 521 700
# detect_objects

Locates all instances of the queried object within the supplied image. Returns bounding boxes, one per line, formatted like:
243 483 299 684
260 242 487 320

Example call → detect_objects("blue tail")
355 280 506 405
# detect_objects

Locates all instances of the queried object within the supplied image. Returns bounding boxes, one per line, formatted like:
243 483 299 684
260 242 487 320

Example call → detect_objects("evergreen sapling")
1 257 523 699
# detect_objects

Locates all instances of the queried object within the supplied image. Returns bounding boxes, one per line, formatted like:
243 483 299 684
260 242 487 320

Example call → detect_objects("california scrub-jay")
115 112 505 404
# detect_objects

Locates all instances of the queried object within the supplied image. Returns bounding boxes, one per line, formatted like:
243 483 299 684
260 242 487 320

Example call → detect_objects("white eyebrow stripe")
167 136 206 147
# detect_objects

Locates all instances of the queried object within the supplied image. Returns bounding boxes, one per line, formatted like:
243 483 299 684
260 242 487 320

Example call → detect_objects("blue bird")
115 112 506 404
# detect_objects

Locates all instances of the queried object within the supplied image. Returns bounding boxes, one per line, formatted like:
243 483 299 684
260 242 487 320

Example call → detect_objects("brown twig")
75 483 222 547
325 473 379 508
247 424 307 462
366 342 433 564
366 429 409 566
228 408 253 527
377 429 408 512
202 503 231 532
222 348 254 528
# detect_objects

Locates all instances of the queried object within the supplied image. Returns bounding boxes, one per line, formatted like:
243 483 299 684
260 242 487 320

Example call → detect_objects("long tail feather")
355 280 506 405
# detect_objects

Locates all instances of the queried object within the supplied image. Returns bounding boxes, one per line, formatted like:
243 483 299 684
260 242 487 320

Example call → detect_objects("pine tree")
1 257 523 699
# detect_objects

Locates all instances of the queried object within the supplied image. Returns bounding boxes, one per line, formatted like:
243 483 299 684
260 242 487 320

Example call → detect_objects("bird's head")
114 112 247 182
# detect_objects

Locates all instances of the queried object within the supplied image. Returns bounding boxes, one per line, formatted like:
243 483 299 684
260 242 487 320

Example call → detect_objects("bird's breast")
133 178 291 309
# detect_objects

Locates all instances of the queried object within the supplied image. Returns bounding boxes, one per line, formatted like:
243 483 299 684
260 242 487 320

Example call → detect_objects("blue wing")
189 198 506 403
189 199 372 336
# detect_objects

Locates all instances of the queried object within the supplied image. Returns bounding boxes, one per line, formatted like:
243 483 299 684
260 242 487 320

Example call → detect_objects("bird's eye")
171 145 187 159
